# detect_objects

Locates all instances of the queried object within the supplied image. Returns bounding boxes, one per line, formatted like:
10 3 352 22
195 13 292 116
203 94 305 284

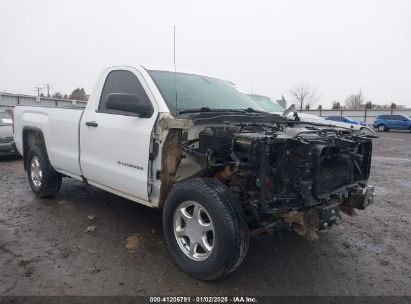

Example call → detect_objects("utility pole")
34 87 43 97
44 83 52 97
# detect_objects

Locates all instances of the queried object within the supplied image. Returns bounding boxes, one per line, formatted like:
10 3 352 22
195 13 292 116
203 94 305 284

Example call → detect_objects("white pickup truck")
14 66 375 280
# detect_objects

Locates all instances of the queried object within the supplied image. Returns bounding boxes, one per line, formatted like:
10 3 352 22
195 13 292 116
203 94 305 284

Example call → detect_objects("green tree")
69 88 88 101
52 92 63 99
365 101 373 109
331 101 341 109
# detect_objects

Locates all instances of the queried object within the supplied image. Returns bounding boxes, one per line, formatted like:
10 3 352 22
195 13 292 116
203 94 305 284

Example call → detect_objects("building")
0 92 87 111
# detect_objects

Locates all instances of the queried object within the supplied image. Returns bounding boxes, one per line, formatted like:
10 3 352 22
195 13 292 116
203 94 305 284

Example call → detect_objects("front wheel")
27 146 62 198
163 178 249 280
378 124 388 132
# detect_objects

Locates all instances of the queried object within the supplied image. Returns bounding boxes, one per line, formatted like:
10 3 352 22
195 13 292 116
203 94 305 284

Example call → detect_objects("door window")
99 70 152 112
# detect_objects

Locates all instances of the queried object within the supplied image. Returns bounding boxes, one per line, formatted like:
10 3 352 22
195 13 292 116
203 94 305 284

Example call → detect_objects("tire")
378 124 387 132
26 146 62 198
163 178 249 280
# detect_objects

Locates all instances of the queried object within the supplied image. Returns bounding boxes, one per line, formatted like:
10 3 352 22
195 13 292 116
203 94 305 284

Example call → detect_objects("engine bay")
179 122 373 237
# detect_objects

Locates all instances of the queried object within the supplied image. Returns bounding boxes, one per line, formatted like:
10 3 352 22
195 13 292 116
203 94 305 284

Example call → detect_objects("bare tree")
345 90 364 109
289 82 319 110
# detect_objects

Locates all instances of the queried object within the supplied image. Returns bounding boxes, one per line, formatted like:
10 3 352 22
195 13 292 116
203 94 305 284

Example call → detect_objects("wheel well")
22 128 45 171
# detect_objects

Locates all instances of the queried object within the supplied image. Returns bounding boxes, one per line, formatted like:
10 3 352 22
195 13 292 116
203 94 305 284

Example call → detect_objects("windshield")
0 112 12 126
148 70 265 113
249 94 285 112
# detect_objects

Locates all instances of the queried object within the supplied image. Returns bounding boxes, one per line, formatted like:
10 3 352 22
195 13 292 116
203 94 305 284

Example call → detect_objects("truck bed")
14 105 84 178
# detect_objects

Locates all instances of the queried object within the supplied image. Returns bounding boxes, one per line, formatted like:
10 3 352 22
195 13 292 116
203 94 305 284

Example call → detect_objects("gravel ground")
0 131 410 296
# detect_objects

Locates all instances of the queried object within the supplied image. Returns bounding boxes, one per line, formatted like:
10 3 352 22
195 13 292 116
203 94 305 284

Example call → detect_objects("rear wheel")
378 124 387 132
163 178 249 280
27 146 62 197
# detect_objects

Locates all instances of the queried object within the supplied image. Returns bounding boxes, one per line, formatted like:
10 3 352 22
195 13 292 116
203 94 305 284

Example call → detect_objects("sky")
0 0 410 108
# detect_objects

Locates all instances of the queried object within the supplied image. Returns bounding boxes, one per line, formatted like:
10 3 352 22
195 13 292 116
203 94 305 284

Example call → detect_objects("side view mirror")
105 93 153 118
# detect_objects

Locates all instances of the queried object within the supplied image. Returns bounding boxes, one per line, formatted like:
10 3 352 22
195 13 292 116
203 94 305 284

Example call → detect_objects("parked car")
373 114 411 132
325 115 367 126
249 94 375 135
14 66 374 280
0 110 19 156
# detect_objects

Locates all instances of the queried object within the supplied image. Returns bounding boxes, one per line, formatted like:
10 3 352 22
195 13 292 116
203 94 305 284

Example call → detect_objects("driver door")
80 69 158 203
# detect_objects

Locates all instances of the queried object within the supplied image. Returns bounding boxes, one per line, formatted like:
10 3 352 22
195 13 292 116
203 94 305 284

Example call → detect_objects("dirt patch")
125 234 140 253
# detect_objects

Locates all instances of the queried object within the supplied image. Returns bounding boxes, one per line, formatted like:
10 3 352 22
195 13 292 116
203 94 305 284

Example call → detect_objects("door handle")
85 121 98 127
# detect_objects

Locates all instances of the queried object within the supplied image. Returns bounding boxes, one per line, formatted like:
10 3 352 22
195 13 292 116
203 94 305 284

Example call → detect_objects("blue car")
373 114 411 132
325 116 367 126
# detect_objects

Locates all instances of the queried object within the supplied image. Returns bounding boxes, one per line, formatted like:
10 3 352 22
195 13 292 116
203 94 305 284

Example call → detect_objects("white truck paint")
14 65 169 207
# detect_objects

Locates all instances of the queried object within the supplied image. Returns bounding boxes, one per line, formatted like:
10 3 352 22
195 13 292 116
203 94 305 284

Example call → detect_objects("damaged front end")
181 122 374 239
